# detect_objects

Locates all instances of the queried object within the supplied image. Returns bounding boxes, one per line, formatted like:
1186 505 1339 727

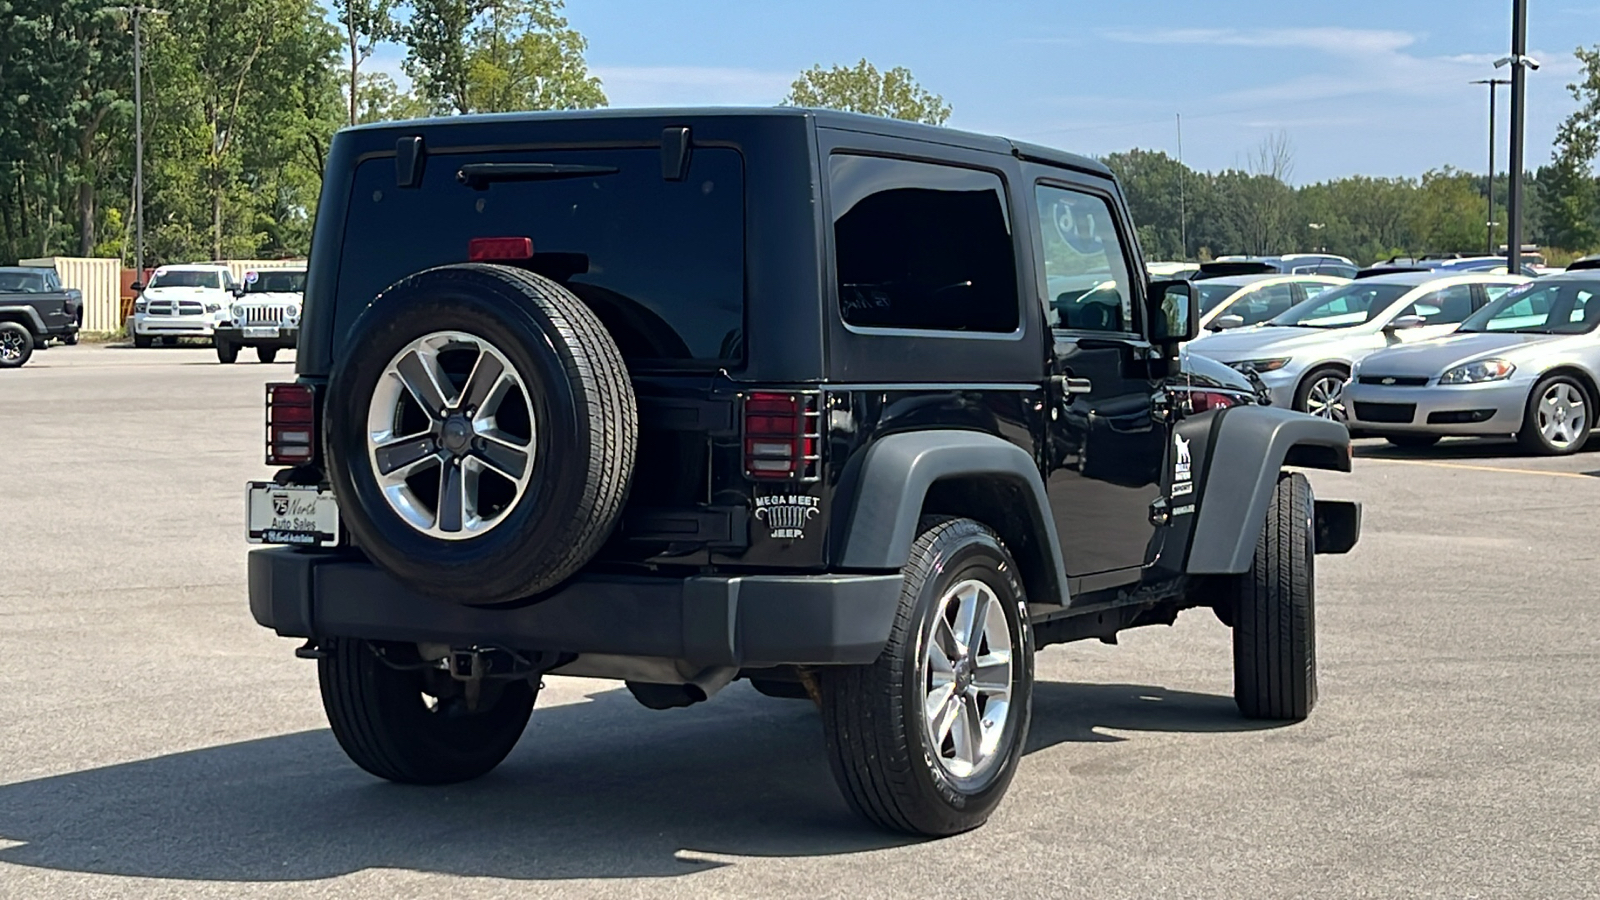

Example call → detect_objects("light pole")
1308 222 1325 253
1470 77 1510 256
106 5 167 279
1496 0 1538 273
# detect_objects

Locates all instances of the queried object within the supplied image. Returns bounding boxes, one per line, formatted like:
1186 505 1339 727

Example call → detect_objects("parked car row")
130 263 304 363
1185 261 1600 455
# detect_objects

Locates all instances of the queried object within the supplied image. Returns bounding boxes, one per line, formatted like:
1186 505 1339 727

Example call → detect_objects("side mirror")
1386 315 1426 332
129 282 144 292
1213 314 1246 330
231 286 246 298
1147 279 1198 345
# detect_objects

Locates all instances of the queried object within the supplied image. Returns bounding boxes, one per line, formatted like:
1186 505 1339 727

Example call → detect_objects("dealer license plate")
243 326 280 339
247 482 340 547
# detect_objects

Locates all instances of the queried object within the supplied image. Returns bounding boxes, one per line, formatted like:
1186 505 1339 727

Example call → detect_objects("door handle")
1051 375 1093 395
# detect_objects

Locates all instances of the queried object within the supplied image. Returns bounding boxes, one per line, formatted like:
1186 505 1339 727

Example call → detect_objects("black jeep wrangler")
246 109 1360 836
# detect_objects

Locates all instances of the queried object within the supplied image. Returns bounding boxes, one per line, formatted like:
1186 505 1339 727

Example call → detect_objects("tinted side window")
1236 283 1297 325
830 155 1018 333
1401 284 1476 325
1035 184 1133 333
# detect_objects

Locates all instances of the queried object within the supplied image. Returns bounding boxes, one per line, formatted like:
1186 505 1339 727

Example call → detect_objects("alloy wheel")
1537 382 1587 449
920 578 1015 781
0 332 22 361
1305 375 1347 422
366 330 535 540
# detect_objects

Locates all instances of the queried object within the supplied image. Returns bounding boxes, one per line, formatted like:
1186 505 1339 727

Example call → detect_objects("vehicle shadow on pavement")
1354 436 1600 460
0 680 1267 883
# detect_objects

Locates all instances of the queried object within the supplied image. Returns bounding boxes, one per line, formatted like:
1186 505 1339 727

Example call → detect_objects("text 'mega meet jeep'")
244 108 1361 837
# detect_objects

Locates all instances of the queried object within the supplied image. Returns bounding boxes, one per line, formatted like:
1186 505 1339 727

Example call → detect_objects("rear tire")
1516 374 1591 456
256 345 279 364
1384 434 1440 449
818 517 1033 836
318 638 535 784
215 339 238 364
63 333 78 346
1231 472 1317 721
0 322 33 368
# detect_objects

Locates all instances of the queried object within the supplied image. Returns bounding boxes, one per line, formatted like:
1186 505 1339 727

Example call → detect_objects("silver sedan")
1185 271 1528 419
1345 271 1600 454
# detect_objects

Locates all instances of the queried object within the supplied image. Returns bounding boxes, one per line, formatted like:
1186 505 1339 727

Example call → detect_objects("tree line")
0 3 1595 269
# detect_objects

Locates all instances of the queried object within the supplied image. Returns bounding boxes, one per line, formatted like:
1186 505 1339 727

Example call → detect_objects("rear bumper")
248 548 903 668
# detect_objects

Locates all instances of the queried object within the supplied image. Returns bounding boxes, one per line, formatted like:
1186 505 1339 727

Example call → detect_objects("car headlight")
1228 357 1291 373
231 304 245 319
1440 359 1515 384
134 300 147 313
204 303 220 313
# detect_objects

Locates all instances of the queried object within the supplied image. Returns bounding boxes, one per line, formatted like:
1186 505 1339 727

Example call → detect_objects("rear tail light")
743 391 822 481
266 382 317 465
1187 390 1239 413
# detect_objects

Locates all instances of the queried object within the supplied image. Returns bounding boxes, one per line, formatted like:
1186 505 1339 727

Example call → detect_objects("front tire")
1294 366 1349 422
818 517 1033 836
1231 472 1317 721
256 345 279 364
1517 374 1591 456
133 332 152 349
318 638 535 784
0 322 33 368
215 339 238 364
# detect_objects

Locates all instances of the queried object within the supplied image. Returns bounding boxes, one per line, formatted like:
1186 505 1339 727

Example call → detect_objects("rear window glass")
335 147 744 369
0 271 46 292
247 270 306 294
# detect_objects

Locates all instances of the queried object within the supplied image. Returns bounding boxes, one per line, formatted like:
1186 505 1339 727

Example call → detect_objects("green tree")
783 59 951 125
1535 45 1600 252
1101 148 1206 260
352 72 432 123
332 0 398 126
404 0 603 115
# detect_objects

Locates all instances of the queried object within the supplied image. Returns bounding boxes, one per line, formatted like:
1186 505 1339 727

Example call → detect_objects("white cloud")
591 66 794 108
1100 26 1417 57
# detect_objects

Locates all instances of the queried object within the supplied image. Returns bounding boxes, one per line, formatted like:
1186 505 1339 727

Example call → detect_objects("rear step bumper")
248 548 903 668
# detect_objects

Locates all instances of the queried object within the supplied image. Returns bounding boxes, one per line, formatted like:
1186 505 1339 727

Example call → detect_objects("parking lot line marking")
1362 458 1594 480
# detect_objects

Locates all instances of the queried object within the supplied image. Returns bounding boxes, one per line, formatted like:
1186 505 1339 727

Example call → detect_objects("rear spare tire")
326 264 637 605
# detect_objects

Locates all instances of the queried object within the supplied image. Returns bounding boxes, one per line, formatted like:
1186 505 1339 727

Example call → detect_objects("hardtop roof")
343 106 1114 178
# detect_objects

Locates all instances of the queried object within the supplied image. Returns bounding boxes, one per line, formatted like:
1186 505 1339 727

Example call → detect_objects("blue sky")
363 0 1600 184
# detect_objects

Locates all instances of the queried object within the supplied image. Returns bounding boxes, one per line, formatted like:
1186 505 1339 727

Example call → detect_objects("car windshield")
149 270 221 290
246 271 306 294
0 271 46 292
1268 282 1412 328
1458 281 1600 334
1196 283 1242 314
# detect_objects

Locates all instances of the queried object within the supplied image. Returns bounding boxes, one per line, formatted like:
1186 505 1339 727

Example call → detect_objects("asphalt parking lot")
2 345 1597 899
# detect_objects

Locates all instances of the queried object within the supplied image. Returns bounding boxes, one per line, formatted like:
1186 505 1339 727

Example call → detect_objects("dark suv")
246 109 1361 836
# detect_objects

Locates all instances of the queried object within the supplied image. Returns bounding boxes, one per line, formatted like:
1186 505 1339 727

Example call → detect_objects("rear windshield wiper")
457 162 619 190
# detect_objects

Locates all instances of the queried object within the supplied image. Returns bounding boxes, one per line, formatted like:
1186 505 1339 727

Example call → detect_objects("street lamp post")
1308 222 1325 253
105 5 167 281
1470 77 1510 256
1496 0 1538 273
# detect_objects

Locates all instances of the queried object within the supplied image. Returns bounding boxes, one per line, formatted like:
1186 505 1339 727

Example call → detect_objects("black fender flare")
1186 406 1352 574
0 305 47 335
834 430 1069 605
